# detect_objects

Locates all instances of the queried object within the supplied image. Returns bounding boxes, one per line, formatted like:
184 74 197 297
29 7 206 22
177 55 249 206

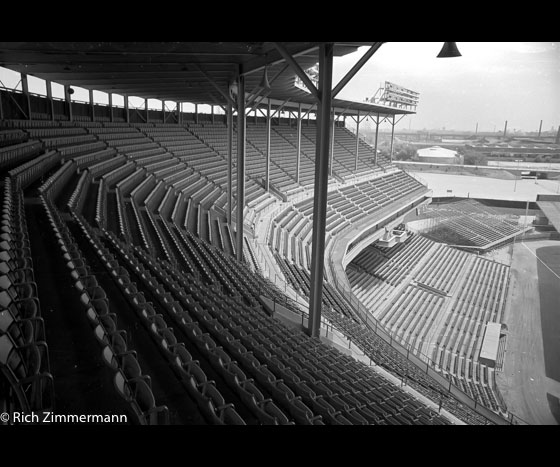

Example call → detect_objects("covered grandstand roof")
0 41 415 118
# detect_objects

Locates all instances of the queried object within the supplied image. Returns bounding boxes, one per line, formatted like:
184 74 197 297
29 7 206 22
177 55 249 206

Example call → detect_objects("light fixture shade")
437 42 462 58
67 87 75 95
259 66 271 91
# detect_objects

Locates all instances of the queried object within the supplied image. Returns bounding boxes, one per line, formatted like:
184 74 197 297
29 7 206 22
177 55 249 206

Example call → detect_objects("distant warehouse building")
415 146 463 165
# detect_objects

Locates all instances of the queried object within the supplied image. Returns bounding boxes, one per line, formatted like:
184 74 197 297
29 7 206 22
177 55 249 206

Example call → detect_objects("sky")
332 42 560 133
1 42 558 134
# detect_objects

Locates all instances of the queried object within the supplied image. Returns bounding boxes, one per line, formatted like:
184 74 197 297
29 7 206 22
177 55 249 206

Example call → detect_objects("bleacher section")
269 170 426 269
346 234 510 416
414 199 524 249
274 254 491 425
0 116 510 425
1 177 54 415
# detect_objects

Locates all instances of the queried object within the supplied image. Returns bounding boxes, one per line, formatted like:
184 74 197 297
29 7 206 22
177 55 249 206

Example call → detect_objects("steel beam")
21 73 31 120
46 80 54 121
355 110 360 171
236 73 246 262
108 93 113 122
389 114 396 163
193 63 235 107
270 98 293 120
64 84 73 122
272 42 319 101
89 89 95 122
308 43 334 338
227 100 233 225
332 42 384 98
296 102 302 183
125 95 130 123
329 108 335 177
374 113 380 165
265 99 271 192
246 63 291 111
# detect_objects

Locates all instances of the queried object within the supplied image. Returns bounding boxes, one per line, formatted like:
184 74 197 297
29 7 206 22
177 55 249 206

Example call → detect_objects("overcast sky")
333 42 560 133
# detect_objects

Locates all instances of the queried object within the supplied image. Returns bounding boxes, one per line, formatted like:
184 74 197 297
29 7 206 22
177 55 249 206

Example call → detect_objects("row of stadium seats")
272 251 492 424
58 138 456 424
321 307 492 425
420 200 522 247
349 234 436 309
39 192 169 424
1 177 54 414
73 214 250 424
0 116 487 424
269 172 427 270
0 129 29 148
346 230 510 416
0 140 44 172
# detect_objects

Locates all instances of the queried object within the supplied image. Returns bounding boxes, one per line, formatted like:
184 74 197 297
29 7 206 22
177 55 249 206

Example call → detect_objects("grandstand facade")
0 42 526 425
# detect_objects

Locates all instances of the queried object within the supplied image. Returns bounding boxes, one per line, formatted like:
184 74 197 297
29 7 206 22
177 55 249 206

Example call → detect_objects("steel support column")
308 43 334 338
89 89 95 122
109 93 113 123
21 74 31 120
46 80 54 121
296 102 302 183
145 98 149 123
265 99 271 192
125 95 130 123
162 100 165 123
389 114 396 163
226 100 233 225
355 110 360 172
64 84 73 122
236 74 246 263
374 113 380 166
330 109 335 176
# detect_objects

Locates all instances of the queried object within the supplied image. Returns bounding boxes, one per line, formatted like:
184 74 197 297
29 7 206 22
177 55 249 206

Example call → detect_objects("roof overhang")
0 41 415 118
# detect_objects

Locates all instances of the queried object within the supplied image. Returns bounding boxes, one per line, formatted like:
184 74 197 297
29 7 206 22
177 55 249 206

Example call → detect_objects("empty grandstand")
0 42 537 425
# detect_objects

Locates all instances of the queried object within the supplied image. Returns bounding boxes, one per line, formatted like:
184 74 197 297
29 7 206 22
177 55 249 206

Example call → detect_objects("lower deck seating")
1 178 54 414
346 231 510 417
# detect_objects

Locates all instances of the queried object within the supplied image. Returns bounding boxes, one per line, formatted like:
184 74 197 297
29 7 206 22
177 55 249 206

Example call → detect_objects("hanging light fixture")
259 65 271 91
437 42 462 58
